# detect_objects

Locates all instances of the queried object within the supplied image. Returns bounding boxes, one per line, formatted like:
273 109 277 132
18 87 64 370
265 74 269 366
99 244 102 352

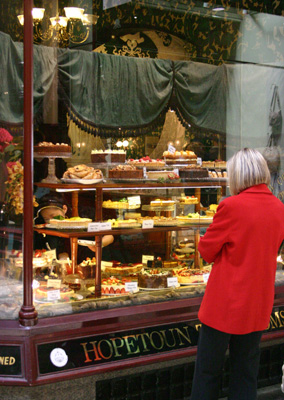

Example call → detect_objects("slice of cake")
91 149 126 163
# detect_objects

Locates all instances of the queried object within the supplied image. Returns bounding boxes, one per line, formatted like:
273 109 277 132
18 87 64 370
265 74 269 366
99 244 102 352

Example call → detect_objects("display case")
28 179 226 318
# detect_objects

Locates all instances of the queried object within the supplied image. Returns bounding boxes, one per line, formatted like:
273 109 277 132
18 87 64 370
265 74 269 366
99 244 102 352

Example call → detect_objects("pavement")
219 384 284 399
257 384 284 399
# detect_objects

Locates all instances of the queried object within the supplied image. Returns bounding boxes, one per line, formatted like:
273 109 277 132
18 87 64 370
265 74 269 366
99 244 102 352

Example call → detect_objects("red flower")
0 128 13 143
6 161 17 169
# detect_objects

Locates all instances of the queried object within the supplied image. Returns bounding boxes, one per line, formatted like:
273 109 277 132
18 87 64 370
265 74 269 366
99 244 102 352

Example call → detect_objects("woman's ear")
62 205 68 215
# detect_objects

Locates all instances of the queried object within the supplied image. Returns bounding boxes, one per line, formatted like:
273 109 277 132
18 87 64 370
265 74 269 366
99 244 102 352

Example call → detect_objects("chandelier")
17 7 98 46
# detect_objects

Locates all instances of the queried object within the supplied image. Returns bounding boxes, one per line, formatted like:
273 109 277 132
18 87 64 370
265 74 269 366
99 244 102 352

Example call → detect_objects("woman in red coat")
190 148 284 400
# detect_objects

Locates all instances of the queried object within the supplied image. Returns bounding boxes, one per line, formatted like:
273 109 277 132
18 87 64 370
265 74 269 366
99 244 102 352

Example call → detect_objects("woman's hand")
88 235 114 252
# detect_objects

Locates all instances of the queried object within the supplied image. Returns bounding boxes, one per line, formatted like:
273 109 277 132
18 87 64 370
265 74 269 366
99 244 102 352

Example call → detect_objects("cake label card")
142 219 154 229
167 277 179 287
101 261 113 268
47 289 61 301
203 273 210 283
125 282 138 293
142 255 154 265
47 279 61 289
197 157 202 166
128 196 141 205
88 222 112 232
168 144 176 154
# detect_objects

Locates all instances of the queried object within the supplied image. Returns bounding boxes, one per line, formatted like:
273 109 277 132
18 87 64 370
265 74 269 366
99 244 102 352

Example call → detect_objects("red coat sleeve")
198 201 232 263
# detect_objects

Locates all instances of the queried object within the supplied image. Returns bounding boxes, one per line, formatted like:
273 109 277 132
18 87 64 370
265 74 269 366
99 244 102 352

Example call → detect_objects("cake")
34 284 74 301
202 161 215 168
163 150 197 164
109 164 143 179
179 166 209 179
138 268 173 289
176 213 213 224
77 257 96 279
173 266 212 284
34 142 71 154
146 171 179 180
49 216 92 229
205 204 218 217
150 199 175 207
9 249 52 268
104 262 143 276
62 165 102 180
215 160 227 169
102 199 140 210
91 149 126 163
99 276 136 295
146 257 163 269
124 212 141 219
128 156 165 168
178 238 194 249
171 251 195 262
178 195 198 204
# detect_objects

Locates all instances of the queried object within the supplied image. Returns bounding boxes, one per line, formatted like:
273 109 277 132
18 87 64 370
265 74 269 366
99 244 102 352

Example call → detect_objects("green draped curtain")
0 31 227 136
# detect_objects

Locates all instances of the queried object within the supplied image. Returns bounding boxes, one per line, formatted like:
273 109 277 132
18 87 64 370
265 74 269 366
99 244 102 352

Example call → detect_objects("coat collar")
239 184 272 195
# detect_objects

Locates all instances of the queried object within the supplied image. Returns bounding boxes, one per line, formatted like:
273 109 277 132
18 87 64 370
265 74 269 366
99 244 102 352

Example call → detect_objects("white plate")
61 178 103 184
70 294 84 300
46 224 87 230
175 248 195 254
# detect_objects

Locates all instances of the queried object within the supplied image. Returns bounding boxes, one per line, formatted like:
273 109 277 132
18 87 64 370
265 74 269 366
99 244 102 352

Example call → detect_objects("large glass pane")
32 1 284 317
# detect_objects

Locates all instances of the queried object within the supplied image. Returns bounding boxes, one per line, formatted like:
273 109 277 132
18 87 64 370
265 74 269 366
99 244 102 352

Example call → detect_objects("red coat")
198 184 284 334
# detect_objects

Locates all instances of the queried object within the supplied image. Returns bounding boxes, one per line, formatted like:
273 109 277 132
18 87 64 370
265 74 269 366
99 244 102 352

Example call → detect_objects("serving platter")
61 178 103 184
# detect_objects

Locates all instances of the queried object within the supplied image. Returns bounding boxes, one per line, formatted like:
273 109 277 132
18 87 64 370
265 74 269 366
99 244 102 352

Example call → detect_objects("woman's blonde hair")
227 148 271 196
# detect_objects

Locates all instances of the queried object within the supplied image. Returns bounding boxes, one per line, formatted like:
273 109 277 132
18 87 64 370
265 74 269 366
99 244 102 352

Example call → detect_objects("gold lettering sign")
267 310 284 331
0 356 16 365
79 324 198 364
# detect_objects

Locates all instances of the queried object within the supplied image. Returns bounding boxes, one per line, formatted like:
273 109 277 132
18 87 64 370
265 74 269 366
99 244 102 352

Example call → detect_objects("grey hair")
227 148 271 196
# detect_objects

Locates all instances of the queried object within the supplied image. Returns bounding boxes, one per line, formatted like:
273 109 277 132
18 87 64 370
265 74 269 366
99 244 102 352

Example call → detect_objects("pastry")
62 165 102 180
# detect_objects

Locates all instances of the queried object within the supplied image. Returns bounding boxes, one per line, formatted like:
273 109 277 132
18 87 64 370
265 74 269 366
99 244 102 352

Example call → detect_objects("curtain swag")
0 32 227 136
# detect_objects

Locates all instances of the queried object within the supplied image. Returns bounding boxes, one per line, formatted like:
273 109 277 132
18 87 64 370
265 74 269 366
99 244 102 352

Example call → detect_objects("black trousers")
190 324 263 400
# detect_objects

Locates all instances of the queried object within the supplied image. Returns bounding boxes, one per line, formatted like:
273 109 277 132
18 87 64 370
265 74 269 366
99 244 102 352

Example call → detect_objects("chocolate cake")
77 257 96 279
91 150 126 163
138 269 173 289
109 165 143 179
179 167 208 179
34 142 71 154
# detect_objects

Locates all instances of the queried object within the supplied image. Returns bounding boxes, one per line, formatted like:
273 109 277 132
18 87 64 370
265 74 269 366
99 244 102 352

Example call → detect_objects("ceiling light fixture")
17 7 99 46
